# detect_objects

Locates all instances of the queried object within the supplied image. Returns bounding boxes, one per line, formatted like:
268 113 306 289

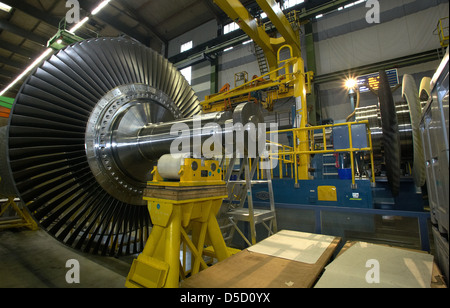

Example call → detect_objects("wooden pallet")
143 185 227 201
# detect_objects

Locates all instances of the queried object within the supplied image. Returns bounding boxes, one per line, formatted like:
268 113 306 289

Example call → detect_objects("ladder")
219 155 277 247
253 43 269 77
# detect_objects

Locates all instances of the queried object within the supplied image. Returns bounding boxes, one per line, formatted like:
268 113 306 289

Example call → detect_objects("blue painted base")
252 178 374 208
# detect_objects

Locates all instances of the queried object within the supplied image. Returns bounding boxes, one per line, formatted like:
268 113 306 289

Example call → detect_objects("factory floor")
0 228 133 288
0 213 438 288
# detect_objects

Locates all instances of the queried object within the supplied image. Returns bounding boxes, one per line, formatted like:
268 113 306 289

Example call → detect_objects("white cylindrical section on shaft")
157 154 187 180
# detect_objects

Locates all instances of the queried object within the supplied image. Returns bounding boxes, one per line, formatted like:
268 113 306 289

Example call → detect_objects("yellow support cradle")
125 159 233 288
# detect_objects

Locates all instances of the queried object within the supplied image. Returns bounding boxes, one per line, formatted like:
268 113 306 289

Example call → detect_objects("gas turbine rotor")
6 37 201 256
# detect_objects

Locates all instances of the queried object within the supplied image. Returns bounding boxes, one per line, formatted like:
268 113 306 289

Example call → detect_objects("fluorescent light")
69 16 89 33
0 0 114 96
224 47 233 52
242 40 253 45
316 14 323 19
0 48 53 96
92 0 111 15
0 2 12 13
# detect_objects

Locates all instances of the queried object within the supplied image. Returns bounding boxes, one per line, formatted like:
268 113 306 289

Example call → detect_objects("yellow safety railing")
264 120 376 187
257 141 294 180
436 17 449 48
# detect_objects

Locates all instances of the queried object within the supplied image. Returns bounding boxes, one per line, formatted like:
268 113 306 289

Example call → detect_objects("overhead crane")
206 0 314 181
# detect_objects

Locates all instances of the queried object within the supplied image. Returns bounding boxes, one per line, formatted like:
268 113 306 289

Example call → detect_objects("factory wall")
314 0 449 122
167 19 217 58
167 0 449 123
313 0 448 76
319 61 441 122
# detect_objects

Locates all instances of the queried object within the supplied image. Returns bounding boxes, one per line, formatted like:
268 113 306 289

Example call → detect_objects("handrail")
263 120 376 187
201 56 300 106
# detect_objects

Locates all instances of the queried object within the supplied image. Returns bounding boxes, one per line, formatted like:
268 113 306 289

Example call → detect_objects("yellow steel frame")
126 192 231 288
210 0 312 179
436 17 449 48
0 197 38 231
265 120 376 187
150 158 225 187
126 158 233 288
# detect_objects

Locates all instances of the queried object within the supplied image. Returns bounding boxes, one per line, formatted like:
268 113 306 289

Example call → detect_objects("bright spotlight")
345 78 357 89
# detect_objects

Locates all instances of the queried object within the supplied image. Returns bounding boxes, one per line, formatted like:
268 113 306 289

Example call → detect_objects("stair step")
229 180 269 184
229 208 276 223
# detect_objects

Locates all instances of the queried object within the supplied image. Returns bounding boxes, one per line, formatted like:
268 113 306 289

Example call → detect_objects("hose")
346 87 360 122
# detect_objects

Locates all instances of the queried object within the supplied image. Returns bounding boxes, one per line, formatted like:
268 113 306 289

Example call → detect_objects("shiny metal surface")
4 37 265 256
355 72 426 195
6 38 201 256
85 84 183 206
137 110 233 160
355 105 383 166
402 74 426 187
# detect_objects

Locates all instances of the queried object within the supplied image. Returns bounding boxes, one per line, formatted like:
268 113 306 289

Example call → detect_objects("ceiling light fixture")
0 0 112 96
0 2 12 13
92 0 111 15
0 48 53 96
69 16 89 33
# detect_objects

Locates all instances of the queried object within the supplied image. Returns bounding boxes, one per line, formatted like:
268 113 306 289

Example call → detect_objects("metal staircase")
254 43 269 77
219 156 277 247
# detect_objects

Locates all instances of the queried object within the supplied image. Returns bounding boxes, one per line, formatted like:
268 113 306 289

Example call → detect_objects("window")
181 66 192 85
224 22 239 34
314 0 366 20
283 0 304 9
181 41 193 53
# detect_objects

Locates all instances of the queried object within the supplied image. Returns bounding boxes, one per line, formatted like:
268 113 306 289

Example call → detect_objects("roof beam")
0 56 26 70
1 0 61 28
0 39 36 59
78 0 150 44
114 0 167 45
201 0 227 23
0 70 13 79
0 18 47 46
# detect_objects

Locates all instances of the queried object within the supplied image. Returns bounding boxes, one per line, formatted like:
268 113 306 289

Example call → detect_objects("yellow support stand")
126 161 231 288
0 197 38 231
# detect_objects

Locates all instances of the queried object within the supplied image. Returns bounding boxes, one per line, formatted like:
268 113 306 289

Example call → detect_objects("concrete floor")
0 229 134 288
0 211 438 288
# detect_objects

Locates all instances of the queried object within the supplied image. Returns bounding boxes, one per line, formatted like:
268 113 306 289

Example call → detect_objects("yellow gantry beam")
212 0 310 180
213 0 278 71
256 0 301 57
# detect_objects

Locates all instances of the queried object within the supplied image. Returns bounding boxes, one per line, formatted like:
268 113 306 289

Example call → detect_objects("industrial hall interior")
0 0 448 290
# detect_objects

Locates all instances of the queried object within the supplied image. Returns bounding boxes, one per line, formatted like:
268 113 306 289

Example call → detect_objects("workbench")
181 230 341 288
